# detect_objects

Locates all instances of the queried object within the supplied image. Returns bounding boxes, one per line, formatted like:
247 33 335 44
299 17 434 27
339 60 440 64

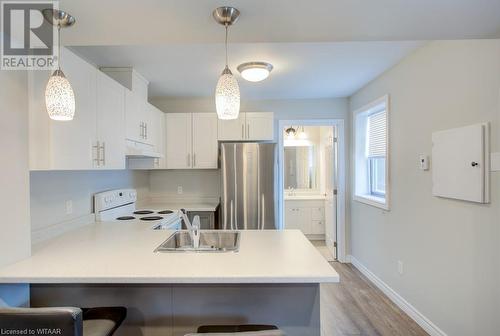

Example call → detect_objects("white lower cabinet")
165 113 218 169
285 200 325 236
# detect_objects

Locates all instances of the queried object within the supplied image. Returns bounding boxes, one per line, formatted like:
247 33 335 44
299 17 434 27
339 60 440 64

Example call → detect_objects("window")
354 95 389 209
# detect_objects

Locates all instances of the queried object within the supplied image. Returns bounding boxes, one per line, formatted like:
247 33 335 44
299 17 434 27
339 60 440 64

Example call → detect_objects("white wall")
0 67 31 306
349 40 500 336
149 97 349 200
30 170 149 242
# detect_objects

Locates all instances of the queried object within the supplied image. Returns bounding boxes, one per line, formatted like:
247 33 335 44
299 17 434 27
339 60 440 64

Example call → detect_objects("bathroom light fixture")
285 126 297 139
237 62 273 82
42 9 76 121
213 6 240 120
298 126 307 139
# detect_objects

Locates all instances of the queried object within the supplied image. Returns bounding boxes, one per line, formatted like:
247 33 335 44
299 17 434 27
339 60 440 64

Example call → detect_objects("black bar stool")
0 306 127 336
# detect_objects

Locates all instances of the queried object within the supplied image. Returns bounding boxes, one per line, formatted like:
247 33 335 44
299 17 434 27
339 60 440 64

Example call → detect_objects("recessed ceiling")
60 0 500 45
72 42 424 99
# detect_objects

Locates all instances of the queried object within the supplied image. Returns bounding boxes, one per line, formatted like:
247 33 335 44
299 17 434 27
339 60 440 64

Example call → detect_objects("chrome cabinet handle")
261 193 265 230
230 199 234 230
140 122 143 138
93 141 100 167
100 142 105 166
145 123 148 139
193 153 196 167
241 124 244 139
247 124 250 139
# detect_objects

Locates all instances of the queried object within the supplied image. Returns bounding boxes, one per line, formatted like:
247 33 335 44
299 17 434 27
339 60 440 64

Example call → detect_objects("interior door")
50 47 97 170
192 113 218 169
218 113 246 140
324 126 337 258
96 71 125 169
166 113 192 169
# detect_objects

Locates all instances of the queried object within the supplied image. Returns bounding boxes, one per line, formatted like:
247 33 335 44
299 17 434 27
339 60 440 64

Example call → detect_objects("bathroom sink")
154 230 241 253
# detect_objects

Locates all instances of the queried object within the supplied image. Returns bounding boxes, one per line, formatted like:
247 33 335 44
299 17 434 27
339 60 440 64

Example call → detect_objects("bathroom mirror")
284 145 318 190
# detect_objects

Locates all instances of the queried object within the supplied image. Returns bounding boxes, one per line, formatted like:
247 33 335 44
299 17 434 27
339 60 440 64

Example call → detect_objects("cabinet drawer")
311 207 324 220
311 220 325 235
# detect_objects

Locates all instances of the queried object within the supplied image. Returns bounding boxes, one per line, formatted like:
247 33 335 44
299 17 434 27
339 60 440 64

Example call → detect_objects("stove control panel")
94 189 137 213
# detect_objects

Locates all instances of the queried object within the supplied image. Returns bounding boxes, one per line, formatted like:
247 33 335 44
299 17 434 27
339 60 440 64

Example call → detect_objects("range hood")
125 140 162 158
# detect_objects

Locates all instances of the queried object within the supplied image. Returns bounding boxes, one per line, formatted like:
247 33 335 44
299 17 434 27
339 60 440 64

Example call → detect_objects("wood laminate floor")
320 261 428 336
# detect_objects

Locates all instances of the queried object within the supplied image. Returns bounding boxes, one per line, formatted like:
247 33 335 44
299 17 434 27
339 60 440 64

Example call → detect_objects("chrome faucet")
180 209 200 249
288 186 296 196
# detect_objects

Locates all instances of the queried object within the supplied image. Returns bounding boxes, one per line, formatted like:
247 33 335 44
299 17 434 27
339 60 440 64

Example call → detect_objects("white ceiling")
73 42 424 99
60 0 500 45
65 0 499 99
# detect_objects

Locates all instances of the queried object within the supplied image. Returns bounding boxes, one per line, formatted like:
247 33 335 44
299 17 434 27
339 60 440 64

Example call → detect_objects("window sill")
353 194 389 211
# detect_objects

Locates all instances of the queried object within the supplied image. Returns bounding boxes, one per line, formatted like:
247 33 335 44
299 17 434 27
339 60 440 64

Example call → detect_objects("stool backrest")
0 307 83 336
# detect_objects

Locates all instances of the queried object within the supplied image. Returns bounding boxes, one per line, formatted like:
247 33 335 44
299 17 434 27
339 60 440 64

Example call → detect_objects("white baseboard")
349 255 447 336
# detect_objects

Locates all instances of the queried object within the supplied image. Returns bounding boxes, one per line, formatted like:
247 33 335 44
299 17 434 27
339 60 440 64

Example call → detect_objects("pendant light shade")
216 67 240 120
213 7 240 120
42 8 76 121
45 69 75 121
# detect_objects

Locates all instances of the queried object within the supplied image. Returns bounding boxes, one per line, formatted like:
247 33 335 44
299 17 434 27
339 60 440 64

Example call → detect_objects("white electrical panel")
432 123 489 203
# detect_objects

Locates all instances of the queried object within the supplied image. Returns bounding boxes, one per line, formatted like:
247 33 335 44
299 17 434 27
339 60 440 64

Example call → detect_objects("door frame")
278 119 347 262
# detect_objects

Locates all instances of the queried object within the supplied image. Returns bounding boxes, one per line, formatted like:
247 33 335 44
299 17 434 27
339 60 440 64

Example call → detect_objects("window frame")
353 95 390 210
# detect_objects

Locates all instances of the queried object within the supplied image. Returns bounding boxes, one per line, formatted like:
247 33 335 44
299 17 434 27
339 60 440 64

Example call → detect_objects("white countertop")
0 221 339 284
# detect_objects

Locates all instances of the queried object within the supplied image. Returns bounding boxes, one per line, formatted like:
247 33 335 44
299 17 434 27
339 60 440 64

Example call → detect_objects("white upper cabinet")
96 71 126 169
166 113 218 169
29 47 98 170
218 112 274 141
166 113 193 169
150 104 166 169
218 113 246 141
192 113 218 169
125 89 152 145
245 112 274 141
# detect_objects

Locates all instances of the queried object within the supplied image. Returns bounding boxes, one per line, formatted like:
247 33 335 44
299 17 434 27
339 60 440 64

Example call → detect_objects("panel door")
96 71 126 169
245 112 274 141
50 47 97 169
192 113 218 169
166 113 192 169
218 113 246 141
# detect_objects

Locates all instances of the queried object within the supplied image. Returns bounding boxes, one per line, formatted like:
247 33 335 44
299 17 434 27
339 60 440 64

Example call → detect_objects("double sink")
155 231 241 253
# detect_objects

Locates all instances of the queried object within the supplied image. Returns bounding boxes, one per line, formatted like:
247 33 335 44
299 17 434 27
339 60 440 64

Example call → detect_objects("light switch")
419 154 429 170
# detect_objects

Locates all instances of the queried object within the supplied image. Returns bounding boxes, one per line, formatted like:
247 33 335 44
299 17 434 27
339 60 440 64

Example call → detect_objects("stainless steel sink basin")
154 230 241 253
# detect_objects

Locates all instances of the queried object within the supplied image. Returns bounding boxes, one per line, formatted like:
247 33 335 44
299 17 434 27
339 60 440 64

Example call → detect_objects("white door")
166 113 192 169
50 47 97 170
96 71 126 169
324 127 337 258
125 89 143 143
192 113 218 169
245 112 274 141
218 113 246 141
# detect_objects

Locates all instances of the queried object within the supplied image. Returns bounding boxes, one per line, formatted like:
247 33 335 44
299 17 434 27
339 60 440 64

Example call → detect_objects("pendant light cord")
225 23 228 67
57 24 61 71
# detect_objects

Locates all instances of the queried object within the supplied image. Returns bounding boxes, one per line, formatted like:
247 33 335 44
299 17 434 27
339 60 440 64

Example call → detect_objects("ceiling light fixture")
237 62 273 82
298 126 307 139
285 126 297 139
213 6 240 120
42 9 76 121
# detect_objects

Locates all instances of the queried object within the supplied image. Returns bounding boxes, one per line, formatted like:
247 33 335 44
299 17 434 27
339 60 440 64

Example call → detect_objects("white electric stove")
94 188 182 229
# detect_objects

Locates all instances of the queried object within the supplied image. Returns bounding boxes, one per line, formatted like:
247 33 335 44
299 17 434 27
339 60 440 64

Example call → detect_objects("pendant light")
213 7 240 120
42 9 76 121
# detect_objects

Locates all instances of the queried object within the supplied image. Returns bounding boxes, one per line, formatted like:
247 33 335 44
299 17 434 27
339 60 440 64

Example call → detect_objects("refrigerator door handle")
261 193 265 230
230 199 234 230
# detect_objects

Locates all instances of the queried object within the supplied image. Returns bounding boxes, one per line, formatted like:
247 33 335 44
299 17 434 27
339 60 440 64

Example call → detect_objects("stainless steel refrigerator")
220 143 277 230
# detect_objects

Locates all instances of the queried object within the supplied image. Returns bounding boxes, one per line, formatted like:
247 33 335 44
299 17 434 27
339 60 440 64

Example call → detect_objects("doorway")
278 119 346 262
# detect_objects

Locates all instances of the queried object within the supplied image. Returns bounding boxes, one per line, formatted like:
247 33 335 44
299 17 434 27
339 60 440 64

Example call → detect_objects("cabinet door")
141 99 154 145
192 113 218 169
50 48 98 169
96 71 126 169
125 89 143 143
245 112 274 141
311 220 325 235
284 205 301 230
218 113 246 141
166 113 192 169
150 105 166 169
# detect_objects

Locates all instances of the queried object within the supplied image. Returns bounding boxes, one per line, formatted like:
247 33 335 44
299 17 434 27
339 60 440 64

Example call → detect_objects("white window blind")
367 110 387 158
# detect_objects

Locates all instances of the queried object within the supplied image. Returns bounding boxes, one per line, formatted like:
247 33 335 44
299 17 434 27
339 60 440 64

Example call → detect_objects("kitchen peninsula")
0 221 338 336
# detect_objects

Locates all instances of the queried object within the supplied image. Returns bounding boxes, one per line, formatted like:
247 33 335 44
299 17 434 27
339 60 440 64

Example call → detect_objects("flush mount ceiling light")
42 9 76 121
237 62 273 82
213 6 240 120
